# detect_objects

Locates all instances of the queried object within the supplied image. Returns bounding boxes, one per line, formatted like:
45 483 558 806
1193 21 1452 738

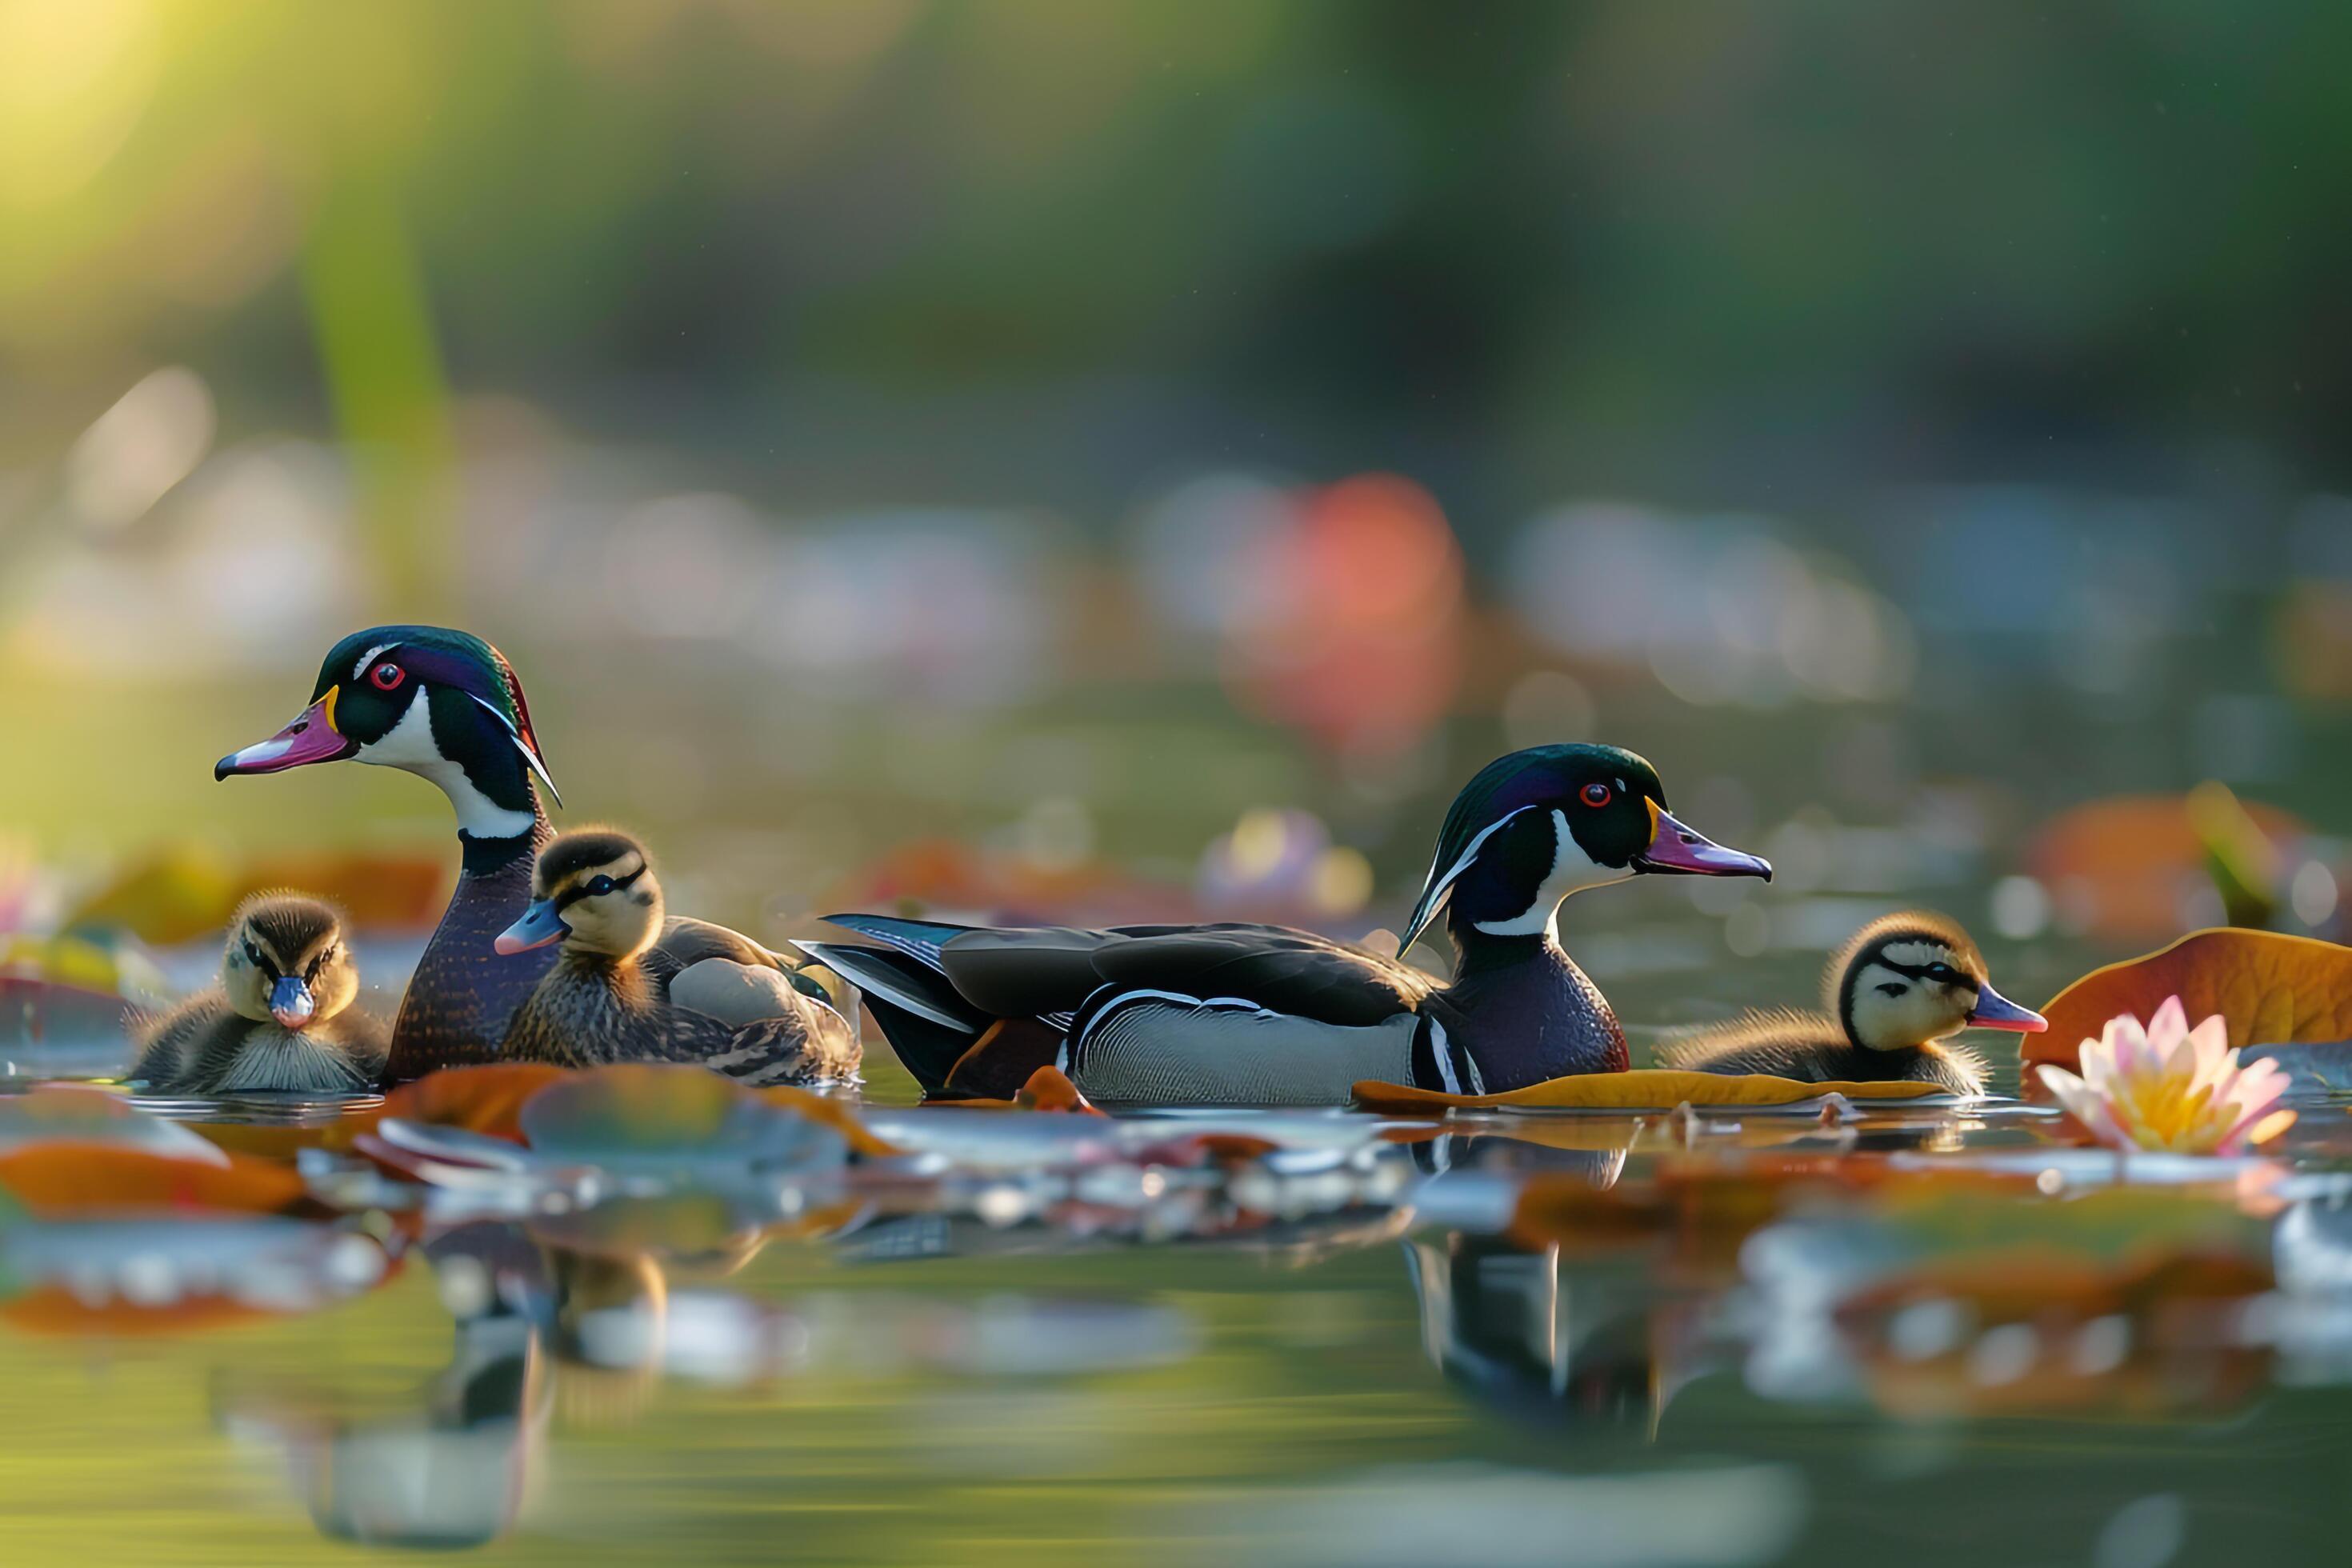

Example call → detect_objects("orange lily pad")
1843 1250 2271 1422
0 1286 285 1338
1354 1069 1946 1114
324 1062 572 1150
0 1143 308 1215
942 1066 1106 1117
190 1122 355 1161
752 1085 903 1157
2026 926 2352 1070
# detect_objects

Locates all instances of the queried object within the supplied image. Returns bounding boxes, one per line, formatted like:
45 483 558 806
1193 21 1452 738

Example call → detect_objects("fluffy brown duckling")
496 829 860 1086
1654 911 2046 1097
131 894 389 1094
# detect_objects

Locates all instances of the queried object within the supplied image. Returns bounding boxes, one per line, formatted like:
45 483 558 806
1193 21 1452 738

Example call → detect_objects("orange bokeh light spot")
1225 473 1466 755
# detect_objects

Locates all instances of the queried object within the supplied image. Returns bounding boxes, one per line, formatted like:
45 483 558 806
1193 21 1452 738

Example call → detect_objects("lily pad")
0 1086 227 1164
753 1084 904 1156
2026 927 2352 1074
1354 1069 1947 1114
0 1207 389 1334
0 1145 308 1215
947 1066 1106 1116
326 1063 573 1150
517 1065 846 1177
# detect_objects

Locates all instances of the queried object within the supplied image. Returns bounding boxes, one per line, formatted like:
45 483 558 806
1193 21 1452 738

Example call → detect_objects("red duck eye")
369 662 405 691
1579 782 1613 808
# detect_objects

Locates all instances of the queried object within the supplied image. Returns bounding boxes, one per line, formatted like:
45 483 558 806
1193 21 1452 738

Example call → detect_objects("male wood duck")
1655 910 2046 1096
494 829 860 1085
214 626 817 1083
804 743 1771 1105
130 894 388 1093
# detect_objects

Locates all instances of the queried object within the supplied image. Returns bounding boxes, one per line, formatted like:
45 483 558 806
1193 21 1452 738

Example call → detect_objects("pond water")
2 908 2347 1567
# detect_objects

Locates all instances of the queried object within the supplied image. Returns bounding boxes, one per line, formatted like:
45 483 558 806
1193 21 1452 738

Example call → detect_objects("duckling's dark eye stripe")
1877 958 1971 986
555 864 648 910
243 941 282 982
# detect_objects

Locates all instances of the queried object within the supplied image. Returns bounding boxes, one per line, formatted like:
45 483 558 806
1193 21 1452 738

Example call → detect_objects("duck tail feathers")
796 941 990 1094
815 914 972 972
797 942 973 1031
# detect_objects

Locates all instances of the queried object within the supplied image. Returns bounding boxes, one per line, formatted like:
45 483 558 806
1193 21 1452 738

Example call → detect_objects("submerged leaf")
2027 928 2352 1071
0 1144 307 1215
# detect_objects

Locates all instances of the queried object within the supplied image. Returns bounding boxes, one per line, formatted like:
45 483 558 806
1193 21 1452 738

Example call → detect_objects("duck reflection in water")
1403 1233 1695 1431
212 1223 554 1549
210 1216 762 1548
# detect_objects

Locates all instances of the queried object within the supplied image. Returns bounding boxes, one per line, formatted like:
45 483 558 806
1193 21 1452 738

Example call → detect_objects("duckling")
496 830 859 1086
130 894 388 1094
1655 910 2046 1097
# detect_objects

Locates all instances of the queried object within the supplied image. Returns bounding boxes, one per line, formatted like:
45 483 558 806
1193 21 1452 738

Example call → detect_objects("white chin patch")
357 693 536 840
1471 809 1632 938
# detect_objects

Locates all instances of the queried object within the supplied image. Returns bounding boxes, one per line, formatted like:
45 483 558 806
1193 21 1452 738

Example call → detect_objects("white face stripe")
470 693 562 806
1878 941 1958 971
1471 809 1634 938
355 694 536 839
350 642 398 682
1405 805 1537 946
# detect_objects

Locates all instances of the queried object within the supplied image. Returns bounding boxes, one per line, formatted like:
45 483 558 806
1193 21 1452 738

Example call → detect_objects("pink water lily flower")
2035 995 2296 1155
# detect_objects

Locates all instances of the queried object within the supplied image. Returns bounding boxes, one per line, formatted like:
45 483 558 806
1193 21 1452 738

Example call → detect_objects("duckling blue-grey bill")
494 899 570 955
1965 984 2047 1033
269 974 318 1030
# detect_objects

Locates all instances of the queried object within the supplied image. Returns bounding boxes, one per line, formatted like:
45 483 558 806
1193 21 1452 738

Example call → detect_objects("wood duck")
1655 910 2046 1096
130 894 388 1093
804 743 1770 1105
495 829 860 1086
215 626 818 1083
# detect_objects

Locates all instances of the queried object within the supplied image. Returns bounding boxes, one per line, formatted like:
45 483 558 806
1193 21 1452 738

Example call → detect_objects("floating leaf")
1015 1066 1099 1114
326 1062 571 1150
189 1121 354 1161
0 1284 282 1338
0 1086 226 1164
1354 1069 1946 1114
2026 927 2352 1071
858 1106 1279 1170
1826 1198 2274 1422
0 1144 307 1215
753 1085 902 1156
518 1065 846 1175
946 1066 1106 1117
527 1191 766 1262
0 1212 391 1334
